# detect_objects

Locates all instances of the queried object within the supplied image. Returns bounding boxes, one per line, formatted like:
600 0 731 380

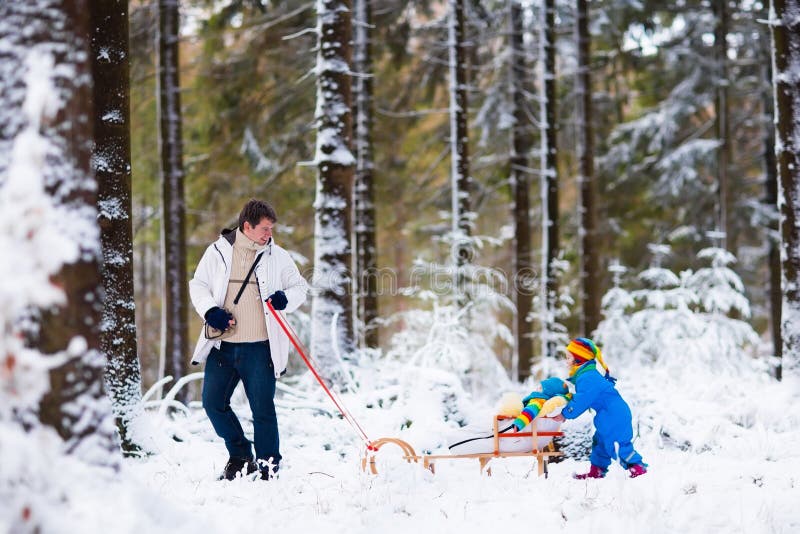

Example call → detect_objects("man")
189 199 308 481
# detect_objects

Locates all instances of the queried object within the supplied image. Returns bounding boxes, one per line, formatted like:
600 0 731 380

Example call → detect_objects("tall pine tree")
312 0 356 372
0 0 118 464
509 0 533 378
540 0 560 359
576 0 601 334
770 0 800 375
157 0 189 398
90 0 143 454
353 0 379 349
449 0 473 302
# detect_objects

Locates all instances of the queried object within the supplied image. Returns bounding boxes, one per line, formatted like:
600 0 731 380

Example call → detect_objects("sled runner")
361 415 564 477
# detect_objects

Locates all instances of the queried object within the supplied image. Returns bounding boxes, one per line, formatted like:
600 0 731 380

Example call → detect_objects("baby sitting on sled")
501 376 571 431
447 377 568 455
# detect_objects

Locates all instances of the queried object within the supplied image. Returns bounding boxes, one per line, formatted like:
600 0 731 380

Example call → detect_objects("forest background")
130 0 782 392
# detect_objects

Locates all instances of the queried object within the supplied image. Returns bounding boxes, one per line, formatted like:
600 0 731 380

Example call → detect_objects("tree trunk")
509 0 533 380
449 0 472 299
770 0 800 376
0 0 118 465
541 0 560 360
714 0 732 251
575 0 601 335
158 0 189 400
312 0 356 374
90 0 143 455
353 0 379 349
761 34 782 378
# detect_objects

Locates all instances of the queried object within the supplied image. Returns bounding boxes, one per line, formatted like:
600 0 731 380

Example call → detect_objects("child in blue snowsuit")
553 337 647 479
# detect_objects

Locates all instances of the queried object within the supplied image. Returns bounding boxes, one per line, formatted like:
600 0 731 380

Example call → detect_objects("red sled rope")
266 300 375 451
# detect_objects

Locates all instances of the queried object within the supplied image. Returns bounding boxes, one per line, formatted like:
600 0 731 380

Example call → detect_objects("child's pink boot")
628 463 647 478
573 464 606 479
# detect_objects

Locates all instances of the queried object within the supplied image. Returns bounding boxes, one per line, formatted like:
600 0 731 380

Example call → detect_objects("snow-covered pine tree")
627 244 700 367
684 246 759 371
594 260 636 365
387 249 514 396
770 0 800 375
0 0 118 464
157 0 189 401
312 0 356 374
595 244 758 375
90 0 143 455
352 0 379 349
598 1 768 273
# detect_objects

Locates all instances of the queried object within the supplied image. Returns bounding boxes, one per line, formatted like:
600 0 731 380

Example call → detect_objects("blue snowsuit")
562 361 643 470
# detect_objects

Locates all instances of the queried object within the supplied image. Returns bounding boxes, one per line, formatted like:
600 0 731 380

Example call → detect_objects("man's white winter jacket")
189 230 309 377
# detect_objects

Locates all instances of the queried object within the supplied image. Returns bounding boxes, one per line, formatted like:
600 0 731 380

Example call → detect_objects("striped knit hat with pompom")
566 337 612 378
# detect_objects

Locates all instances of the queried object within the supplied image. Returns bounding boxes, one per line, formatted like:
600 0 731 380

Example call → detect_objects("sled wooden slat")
362 415 564 478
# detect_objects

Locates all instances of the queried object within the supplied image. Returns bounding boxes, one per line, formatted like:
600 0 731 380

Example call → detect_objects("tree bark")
575 0 601 335
90 0 143 454
714 0 732 251
449 0 472 303
353 0 379 349
158 0 189 400
509 0 533 380
312 0 356 373
770 0 800 375
0 0 118 464
761 33 782 378
541 0 560 360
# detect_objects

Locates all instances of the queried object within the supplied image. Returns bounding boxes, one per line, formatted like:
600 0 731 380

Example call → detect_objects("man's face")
243 217 274 246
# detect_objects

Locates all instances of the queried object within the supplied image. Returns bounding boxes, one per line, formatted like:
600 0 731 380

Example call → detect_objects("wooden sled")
361 415 564 478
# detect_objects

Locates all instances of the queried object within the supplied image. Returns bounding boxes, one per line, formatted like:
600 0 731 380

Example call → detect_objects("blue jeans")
202 341 281 466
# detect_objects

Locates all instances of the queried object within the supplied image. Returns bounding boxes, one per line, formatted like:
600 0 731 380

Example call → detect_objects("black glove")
267 290 288 310
205 306 232 331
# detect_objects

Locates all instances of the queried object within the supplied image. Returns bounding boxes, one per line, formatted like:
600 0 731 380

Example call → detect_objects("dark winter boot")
218 457 257 481
257 459 279 481
573 464 607 479
628 463 647 478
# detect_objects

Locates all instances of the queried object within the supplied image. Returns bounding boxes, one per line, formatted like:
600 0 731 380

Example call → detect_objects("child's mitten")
539 396 567 416
496 392 523 417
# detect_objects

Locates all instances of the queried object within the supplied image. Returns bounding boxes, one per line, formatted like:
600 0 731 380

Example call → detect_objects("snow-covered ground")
10 359 799 534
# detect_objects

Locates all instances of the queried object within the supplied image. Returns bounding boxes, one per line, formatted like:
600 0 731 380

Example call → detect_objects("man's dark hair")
238 199 277 231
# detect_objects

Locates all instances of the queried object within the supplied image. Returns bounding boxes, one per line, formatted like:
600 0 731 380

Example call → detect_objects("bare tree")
770 0 800 375
0 0 117 464
508 0 533 379
157 0 189 398
353 0 379 349
575 0 601 335
449 0 473 299
540 0 560 360
311 0 356 372
714 0 732 251
90 0 143 454
759 25 782 377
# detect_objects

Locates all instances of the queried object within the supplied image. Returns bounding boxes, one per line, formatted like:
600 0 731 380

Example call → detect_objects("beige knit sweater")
223 229 268 342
